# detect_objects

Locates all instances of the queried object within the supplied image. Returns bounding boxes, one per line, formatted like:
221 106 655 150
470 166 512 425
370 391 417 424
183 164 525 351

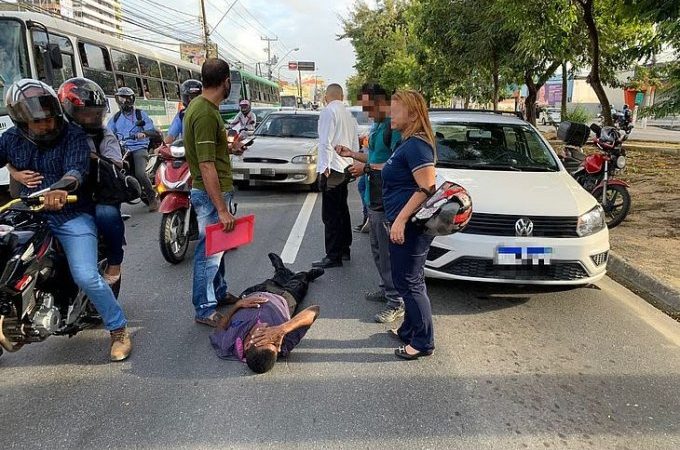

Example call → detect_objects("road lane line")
281 193 318 264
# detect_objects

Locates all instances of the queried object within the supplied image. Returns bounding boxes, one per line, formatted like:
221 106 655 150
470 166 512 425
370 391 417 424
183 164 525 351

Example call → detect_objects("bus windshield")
0 19 30 117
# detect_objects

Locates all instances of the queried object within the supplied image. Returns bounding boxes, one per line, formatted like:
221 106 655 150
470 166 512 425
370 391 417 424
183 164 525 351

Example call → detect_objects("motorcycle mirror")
589 123 602 137
49 178 78 192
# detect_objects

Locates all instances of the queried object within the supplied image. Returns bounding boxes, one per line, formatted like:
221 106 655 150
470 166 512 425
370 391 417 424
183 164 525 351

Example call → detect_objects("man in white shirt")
313 84 359 269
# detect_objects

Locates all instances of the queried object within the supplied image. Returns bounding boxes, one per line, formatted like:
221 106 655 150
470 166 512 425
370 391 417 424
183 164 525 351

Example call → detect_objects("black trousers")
240 267 311 316
321 172 352 261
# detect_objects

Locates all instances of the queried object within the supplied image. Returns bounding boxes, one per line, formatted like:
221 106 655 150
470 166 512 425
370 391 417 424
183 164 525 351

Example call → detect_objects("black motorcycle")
0 180 114 358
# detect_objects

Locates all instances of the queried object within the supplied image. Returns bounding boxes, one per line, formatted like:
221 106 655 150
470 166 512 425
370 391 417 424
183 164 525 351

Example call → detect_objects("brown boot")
110 327 132 361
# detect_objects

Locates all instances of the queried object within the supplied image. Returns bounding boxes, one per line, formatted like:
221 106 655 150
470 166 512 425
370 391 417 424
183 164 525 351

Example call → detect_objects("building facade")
21 0 123 37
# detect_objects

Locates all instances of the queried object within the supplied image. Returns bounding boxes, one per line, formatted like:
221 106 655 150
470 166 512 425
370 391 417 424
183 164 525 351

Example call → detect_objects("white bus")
0 11 202 188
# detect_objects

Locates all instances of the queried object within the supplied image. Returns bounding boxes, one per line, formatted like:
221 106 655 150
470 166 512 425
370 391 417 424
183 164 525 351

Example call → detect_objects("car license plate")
261 168 276 176
233 173 245 180
495 247 553 265
250 168 261 175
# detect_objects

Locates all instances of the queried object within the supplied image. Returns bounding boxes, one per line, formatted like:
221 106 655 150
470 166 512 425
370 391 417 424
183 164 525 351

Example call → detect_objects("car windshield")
350 109 373 125
255 115 319 138
431 121 560 172
0 19 30 117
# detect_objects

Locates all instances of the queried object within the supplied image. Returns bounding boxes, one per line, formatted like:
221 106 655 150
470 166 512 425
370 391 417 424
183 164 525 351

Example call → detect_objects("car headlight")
577 205 606 237
615 155 626 169
292 155 315 164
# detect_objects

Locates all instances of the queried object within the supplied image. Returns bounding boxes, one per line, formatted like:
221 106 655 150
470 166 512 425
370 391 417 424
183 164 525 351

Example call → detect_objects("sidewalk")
537 124 680 143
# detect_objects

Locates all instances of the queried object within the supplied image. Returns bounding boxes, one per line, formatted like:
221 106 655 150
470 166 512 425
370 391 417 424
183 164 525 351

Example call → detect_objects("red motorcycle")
566 123 632 228
155 140 198 263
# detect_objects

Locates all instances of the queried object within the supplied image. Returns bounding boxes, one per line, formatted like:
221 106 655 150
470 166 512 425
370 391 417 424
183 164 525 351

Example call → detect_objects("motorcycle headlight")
292 155 315 164
577 205 606 237
615 155 626 169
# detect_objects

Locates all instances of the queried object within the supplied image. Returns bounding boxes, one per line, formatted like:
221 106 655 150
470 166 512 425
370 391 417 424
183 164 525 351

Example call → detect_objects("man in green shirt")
184 58 244 327
337 83 404 324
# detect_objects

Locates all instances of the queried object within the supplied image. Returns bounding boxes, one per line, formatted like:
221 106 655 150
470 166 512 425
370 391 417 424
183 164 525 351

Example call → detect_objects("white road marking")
281 193 318 264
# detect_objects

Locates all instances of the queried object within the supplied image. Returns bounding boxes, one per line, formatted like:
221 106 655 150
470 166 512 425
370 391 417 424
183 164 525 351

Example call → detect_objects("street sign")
288 61 298 70
635 92 645 106
297 61 315 71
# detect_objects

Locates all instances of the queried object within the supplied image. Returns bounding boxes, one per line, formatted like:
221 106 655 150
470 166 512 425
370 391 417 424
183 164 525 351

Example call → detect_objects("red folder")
205 215 255 255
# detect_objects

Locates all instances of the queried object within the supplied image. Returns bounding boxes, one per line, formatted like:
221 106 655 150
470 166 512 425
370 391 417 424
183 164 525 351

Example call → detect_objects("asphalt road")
1 186 679 449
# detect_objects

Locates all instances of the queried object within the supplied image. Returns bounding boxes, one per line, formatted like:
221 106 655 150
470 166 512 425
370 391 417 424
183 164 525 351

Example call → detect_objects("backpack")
112 108 145 130
89 133 141 205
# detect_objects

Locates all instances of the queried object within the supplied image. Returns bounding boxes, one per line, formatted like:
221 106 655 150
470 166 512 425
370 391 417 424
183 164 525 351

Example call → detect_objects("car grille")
461 213 579 238
427 246 449 262
590 251 609 267
242 157 289 164
435 257 589 281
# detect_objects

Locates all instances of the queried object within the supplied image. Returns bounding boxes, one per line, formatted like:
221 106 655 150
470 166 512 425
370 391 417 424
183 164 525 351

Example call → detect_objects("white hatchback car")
425 110 609 285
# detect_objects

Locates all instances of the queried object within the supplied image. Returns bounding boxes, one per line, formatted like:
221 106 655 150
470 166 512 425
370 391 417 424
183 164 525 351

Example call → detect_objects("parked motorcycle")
156 140 197 264
0 180 112 358
560 122 632 228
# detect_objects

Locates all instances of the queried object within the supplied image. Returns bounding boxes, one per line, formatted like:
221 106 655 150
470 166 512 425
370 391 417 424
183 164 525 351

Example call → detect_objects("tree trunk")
464 96 470 109
492 51 500 110
561 62 568 117
524 71 538 126
578 0 612 126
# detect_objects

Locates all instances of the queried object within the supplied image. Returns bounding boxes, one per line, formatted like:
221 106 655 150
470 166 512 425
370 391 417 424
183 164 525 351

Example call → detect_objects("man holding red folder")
184 58 245 327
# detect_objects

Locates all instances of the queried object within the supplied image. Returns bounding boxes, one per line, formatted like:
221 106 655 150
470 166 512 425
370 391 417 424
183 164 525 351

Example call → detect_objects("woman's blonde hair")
392 89 437 160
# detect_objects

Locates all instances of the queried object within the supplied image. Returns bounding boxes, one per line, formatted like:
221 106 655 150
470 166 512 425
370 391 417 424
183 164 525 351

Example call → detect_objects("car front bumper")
231 162 317 185
424 229 610 285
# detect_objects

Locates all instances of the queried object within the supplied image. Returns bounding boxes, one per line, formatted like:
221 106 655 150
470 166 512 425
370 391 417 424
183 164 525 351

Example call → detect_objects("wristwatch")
363 163 372 174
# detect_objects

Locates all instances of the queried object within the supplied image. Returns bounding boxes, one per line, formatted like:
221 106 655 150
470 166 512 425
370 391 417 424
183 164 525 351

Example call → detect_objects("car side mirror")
48 43 63 70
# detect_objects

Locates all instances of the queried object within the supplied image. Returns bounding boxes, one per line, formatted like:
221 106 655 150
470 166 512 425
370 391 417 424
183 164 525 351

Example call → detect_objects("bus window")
0 18 30 117
144 79 164 99
31 31 75 88
78 41 116 94
178 68 191 83
164 81 180 101
189 70 201 82
111 49 139 74
116 74 142 95
160 63 178 82
139 57 161 78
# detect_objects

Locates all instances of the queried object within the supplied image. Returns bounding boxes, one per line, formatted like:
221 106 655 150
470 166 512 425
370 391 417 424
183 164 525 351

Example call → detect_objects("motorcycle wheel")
160 210 189 264
592 184 631 229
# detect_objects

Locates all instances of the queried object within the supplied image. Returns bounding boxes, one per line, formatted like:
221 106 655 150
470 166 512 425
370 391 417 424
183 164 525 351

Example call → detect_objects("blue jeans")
49 214 127 331
95 204 125 266
190 189 233 319
357 175 368 221
389 223 435 353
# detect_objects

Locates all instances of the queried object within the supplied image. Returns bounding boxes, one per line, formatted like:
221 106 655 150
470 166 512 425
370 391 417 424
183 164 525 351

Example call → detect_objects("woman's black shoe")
394 346 433 360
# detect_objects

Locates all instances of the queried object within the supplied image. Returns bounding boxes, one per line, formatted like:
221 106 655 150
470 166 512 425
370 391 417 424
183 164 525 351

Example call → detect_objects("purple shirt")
210 292 310 361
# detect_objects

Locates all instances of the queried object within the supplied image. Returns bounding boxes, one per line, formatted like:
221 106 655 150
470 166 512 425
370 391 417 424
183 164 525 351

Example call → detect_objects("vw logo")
515 218 534 237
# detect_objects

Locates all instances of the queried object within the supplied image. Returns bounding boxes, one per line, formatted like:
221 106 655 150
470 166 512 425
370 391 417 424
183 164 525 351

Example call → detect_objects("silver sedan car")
231 111 320 190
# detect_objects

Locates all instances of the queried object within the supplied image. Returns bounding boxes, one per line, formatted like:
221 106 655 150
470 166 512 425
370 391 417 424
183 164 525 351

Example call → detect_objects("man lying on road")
210 253 324 373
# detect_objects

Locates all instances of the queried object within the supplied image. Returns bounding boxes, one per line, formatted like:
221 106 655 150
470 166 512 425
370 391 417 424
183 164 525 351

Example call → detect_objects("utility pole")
261 36 278 80
200 0 210 59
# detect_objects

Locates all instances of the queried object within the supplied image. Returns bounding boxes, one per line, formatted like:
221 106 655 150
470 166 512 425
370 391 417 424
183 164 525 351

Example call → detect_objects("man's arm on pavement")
281 305 320 334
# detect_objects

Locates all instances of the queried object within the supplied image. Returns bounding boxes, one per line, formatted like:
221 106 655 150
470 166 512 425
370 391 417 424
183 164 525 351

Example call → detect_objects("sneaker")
195 311 224 328
374 305 405 323
365 291 387 303
110 327 132 361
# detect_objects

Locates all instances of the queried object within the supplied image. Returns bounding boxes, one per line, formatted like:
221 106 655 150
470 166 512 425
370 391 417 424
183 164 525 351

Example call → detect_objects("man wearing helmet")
0 79 132 362
164 79 202 145
229 99 256 136
106 86 160 211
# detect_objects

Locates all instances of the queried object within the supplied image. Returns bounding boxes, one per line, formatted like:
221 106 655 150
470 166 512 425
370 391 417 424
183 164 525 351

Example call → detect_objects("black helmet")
115 86 135 113
58 77 109 133
4 79 65 147
411 182 473 236
180 79 202 107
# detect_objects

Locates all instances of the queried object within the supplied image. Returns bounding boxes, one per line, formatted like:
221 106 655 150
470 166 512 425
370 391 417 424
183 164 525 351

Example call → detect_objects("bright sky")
124 0 359 87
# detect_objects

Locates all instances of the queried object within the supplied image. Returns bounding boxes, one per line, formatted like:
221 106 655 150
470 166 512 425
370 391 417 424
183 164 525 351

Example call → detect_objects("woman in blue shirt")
381 90 437 360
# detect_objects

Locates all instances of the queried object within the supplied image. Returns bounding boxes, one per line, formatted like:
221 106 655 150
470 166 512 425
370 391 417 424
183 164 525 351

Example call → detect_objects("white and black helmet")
4 79 65 147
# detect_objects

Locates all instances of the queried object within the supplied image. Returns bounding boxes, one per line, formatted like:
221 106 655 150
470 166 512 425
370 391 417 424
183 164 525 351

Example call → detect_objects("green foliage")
563 105 592 124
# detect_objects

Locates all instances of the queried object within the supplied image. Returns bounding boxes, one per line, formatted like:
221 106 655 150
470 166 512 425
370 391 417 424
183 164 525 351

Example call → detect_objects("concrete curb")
607 251 680 317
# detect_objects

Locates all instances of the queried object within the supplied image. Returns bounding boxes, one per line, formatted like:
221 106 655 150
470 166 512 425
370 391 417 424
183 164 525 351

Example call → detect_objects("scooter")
155 140 197 264
0 180 112 358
